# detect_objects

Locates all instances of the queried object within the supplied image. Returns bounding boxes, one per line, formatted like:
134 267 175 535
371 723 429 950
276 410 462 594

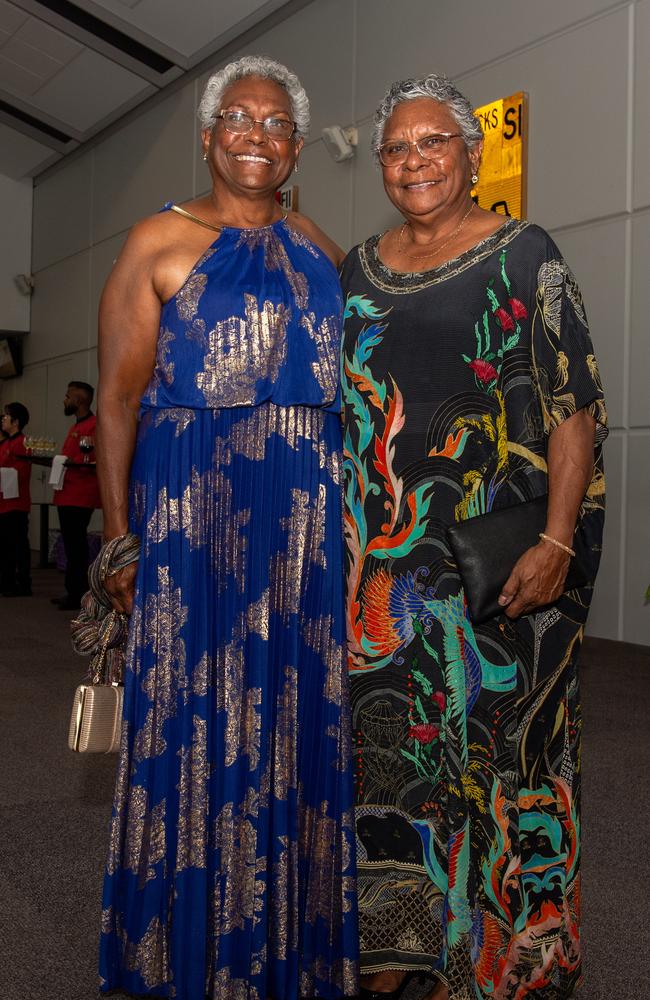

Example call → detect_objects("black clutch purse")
446 495 588 624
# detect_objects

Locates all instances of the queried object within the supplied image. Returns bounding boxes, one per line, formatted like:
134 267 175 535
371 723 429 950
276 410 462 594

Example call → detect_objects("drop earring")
203 152 208 162
294 161 299 173
471 172 479 185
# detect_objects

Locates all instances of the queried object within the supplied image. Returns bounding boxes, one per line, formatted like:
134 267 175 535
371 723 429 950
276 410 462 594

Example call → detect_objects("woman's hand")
498 541 571 619
104 561 138 615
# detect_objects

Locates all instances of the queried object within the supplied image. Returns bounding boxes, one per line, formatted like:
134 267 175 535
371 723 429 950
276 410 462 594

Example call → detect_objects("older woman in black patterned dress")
340 74 607 1000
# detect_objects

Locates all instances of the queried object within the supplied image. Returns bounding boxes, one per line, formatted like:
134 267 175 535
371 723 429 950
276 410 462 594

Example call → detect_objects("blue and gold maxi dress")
99 212 359 1000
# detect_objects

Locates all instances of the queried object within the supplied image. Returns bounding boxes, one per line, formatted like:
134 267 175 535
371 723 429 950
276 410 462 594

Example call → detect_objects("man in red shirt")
52 381 101 610
0 401 32 597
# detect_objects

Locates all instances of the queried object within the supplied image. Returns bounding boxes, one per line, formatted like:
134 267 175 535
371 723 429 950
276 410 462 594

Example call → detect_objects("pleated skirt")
99 402 359 1000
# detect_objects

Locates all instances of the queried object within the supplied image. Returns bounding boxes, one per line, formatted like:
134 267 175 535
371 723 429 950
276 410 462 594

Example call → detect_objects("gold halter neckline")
170 204 287 232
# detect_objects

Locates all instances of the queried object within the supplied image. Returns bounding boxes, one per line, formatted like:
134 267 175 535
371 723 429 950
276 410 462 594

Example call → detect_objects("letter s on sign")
503 104 520 140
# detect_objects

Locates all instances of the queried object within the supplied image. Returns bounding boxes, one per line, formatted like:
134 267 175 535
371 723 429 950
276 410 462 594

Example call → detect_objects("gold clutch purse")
68 682 124 753
69 604 127 754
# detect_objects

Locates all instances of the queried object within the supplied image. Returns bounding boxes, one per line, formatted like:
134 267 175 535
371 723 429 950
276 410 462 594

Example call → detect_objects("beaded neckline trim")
358 218 529 294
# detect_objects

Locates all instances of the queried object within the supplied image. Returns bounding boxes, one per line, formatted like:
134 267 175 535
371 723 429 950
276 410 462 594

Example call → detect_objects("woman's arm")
96 219 163 612
498 407 597 619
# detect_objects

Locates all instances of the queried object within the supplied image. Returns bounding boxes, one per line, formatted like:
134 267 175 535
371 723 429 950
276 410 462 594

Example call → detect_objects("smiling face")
201 75 302 198
380 97 481 223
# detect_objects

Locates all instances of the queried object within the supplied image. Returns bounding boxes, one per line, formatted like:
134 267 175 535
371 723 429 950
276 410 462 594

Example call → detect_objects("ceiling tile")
87 0 278 59
3 36 64 80
16 16 84 63
0 119 58 177
0 0 28 35
33 47 150 132
0 52 42 95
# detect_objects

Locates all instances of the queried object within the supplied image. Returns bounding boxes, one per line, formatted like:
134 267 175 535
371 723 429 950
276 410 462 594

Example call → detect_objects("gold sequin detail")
176 272 207 322
300 311 340 400
212 788 266 934
237 226 309 308
196 294 289 407
122 785 166 886
247 589 269 641
153 407 196 437
272 666 298 801
270 487 327 620
210 966 260 1000
192 651 209 696
302 614 343 706
133 566 188 762
106 720 131 875
147 327 176 404
122 915 171 989
176 715 208 871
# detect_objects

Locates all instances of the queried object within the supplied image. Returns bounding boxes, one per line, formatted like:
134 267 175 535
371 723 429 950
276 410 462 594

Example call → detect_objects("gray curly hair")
371 74 483 162
197 55 310 140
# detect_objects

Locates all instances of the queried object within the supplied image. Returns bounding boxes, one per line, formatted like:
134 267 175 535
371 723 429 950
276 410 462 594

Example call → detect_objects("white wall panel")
0 173 32 331
551 219 627 430
295 139 353 252
624 433 650 644
633 0 650 210
459 9 629 231
28 252 91 364
33 152 92 272
89 232 128 342
355 0 625 122
629 211 650 428
92 84 196 244
241 0 355 140
351 120 401 246
587 432 623 641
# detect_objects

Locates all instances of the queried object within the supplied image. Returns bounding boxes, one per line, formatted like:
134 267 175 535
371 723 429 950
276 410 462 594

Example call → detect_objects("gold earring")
203 152 208 162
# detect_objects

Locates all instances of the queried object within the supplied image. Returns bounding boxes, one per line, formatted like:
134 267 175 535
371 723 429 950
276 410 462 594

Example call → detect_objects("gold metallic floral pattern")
153 407 197 437
300 311 340 400
133 566 188 762
213 788 266 934
196 295 290 407
176 715 208 871
147 327 176 404
237 227 309 308
271 487 327 620
122 785 166 887
303 614 343 706
122 915 171 989
176 272 208 322
272 666 298 802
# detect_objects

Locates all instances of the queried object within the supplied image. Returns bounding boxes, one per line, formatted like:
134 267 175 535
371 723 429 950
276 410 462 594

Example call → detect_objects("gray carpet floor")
1 566 648 1000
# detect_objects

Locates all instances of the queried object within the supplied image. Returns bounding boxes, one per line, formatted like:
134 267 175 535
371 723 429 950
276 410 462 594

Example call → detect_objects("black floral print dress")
340 220 607 1000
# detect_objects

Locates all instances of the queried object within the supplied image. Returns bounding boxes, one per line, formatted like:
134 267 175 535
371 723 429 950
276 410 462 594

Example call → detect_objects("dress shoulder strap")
169 204 222 233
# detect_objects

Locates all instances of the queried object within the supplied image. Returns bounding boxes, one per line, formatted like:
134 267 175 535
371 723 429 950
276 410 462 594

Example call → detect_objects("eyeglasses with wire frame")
215 109 297 140
378 132 464 166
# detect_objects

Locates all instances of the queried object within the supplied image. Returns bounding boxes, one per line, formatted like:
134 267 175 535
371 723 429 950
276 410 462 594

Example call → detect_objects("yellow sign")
472 92 528 219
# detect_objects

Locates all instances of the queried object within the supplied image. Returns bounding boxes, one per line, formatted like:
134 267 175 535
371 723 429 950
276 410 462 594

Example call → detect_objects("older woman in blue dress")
96 56 358 1000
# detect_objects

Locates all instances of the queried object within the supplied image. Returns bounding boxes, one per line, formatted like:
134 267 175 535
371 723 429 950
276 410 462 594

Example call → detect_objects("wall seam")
617 1 635 640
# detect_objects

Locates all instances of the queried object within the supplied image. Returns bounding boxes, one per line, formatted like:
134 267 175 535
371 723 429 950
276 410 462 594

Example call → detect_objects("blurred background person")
51 381 101 611
0 402 32 598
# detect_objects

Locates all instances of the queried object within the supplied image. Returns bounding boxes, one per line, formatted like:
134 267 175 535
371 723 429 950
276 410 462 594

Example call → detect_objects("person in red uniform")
0 401 32 597
52 381 101 610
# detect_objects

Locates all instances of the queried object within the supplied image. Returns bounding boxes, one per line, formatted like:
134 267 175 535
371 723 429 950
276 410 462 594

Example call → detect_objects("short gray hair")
371 74 483 162
197 55 310 139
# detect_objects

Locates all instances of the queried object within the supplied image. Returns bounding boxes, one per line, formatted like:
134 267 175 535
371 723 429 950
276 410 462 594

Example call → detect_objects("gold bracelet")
538 532 575 557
